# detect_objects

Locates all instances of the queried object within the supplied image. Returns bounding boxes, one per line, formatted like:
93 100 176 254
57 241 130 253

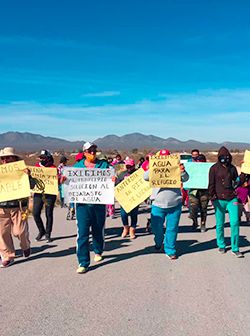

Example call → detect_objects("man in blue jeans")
144 149 189 260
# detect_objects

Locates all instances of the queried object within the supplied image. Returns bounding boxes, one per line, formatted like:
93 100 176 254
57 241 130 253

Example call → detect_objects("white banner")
63 168 115 204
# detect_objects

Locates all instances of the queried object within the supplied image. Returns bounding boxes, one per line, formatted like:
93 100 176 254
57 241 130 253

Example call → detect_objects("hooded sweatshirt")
208 146 238 201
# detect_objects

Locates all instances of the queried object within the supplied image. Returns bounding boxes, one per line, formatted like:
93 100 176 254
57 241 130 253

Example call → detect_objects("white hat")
0 147 22 158
83 142 97 151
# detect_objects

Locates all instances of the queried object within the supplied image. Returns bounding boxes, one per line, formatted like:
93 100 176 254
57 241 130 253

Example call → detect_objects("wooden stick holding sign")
149 154 181 188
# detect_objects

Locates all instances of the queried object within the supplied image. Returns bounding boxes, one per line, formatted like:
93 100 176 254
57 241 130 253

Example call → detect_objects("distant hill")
0 131 249 152
94 133 250 151
0 132 84 152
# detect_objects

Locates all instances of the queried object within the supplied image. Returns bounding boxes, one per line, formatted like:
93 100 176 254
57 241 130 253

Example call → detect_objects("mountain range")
0 132 249 152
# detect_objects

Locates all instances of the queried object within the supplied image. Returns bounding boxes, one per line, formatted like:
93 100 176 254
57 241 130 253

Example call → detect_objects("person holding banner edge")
0 147 35 268
116 158 139 239
144 149 189 260
188 154 209 233
33 150 57 243
74 142 110 274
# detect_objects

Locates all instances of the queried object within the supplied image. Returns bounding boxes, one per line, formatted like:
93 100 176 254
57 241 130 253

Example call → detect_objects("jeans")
76 204 106 268
151 203 182 256
213 198 240 252
33 193 57 236
120 206 139 228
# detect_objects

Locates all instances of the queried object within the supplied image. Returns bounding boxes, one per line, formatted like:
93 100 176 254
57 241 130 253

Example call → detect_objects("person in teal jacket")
74 142 109 274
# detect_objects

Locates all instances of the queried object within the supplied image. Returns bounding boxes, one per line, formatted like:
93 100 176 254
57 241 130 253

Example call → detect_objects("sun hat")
0 147 22 159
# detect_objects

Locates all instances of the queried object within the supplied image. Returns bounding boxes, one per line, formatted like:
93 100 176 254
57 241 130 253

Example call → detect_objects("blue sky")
0 0 250 142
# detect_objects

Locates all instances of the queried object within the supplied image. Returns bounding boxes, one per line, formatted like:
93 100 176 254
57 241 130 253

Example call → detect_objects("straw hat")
0 147 22 159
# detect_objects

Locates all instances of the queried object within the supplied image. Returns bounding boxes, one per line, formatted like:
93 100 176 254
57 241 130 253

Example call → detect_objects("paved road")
1 203 250 336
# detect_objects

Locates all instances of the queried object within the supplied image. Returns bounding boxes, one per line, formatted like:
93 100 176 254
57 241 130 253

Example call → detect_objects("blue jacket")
74 158 109 169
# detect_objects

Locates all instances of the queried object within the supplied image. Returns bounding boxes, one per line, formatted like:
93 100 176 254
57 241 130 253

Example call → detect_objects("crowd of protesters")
0 143 249 271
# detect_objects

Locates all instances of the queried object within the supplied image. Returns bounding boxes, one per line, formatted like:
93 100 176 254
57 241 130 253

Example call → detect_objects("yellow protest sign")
27 166 58 195
0 160 30 202
149 154 181 188
241 150 250 174
115 168 152 213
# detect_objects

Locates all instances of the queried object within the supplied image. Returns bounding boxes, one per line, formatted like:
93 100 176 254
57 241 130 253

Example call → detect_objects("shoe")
166 254 178 260
71 209 76 220
218 248 226 254
76 266 88 274
192 219 198 231
154 245 162 252
45 235 52 243
121 225 129 238
231 251 244 258
66 211 71 220
129 227 136 239
200 224 206 233
23 248 31 258
35 232 45 241
94 254 103 262
0 259 14 268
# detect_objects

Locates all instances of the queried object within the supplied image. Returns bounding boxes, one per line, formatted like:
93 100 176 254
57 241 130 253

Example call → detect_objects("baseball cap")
39 149 52 158
83 142 97 151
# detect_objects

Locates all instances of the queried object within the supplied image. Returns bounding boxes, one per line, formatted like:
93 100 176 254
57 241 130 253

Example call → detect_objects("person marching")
116 158 138 239
74 142 110 274
208 146 244 257
33 150 57 243
57 155 69 208
188 154 209 232
0 147 35 268
65 152 84 221
144 149 189 260
236 173 250 223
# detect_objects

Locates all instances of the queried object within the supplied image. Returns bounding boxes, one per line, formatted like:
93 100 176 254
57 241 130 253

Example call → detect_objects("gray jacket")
144 170 189 208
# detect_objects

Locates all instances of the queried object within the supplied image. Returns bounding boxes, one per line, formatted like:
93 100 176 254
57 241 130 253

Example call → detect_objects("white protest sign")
63 168 115 204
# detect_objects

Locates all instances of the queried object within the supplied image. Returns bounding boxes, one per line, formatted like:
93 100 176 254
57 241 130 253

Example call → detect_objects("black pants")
189 190 209 224
33 194 57 236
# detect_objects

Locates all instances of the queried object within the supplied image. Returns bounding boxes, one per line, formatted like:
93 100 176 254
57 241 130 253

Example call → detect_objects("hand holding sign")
149 154 181 188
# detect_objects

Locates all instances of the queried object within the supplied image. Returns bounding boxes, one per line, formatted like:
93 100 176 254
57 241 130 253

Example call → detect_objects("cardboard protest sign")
27 166 58 195
63 168 115 204
241 150 250 174
0 160 30 202
183 162 214 189
115 168 152 213
149 154 181 188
